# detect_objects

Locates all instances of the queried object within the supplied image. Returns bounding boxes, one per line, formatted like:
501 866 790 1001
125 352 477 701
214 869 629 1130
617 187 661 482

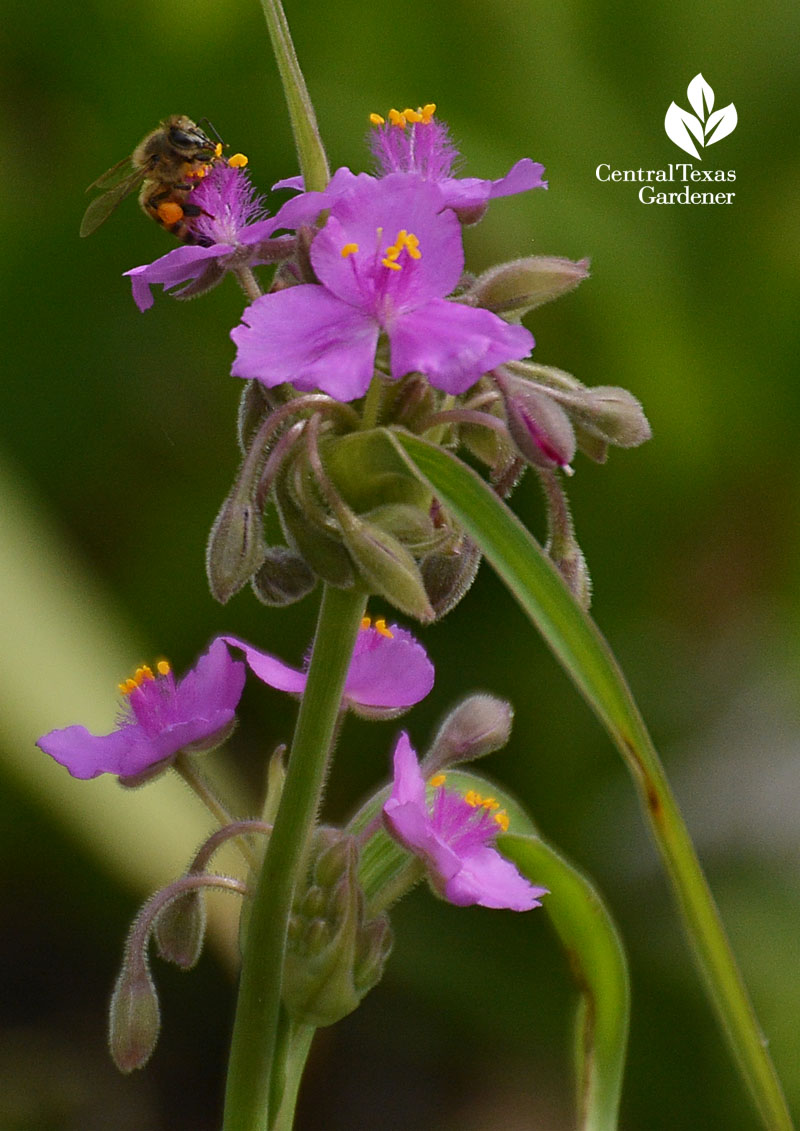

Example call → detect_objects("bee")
80 115 223 242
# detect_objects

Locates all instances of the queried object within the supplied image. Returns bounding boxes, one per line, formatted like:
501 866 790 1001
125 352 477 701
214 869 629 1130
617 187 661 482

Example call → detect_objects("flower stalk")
221 584 367 1131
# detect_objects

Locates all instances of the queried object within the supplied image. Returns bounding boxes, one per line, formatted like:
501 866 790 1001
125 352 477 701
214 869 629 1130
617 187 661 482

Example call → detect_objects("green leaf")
388 430 795 1131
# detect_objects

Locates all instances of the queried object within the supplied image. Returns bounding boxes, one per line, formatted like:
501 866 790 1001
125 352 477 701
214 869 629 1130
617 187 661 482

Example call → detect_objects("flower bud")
251 544 317 606
153 890 207 970
564 386 652 449
282 832 390 1027
420 536 482 620
337 512 434 623
206 487 266 604
468 256 590 318
549 531 592 609
353 914 393 996
423 694 514 775
496 374 576 470
108 955 160 1073
275 474 355 588
362 503 441 555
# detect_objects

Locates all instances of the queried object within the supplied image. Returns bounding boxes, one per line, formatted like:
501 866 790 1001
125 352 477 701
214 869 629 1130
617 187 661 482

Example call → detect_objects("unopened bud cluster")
283 829 392 1026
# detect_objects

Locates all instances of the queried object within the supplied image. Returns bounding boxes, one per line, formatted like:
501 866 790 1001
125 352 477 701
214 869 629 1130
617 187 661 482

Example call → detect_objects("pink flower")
382 733 547 910
124 163 292 311
221 615 433 717
36 640 245 782
231 173 532 401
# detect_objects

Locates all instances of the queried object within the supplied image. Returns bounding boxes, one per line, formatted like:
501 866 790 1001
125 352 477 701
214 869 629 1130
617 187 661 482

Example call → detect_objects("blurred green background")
2 0 798 1127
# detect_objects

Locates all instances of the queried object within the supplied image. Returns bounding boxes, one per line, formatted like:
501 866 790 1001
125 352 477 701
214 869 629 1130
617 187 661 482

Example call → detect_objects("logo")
664 73 737 160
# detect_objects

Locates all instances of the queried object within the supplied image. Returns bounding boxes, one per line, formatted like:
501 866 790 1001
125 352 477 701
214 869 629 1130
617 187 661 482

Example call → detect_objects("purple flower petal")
443 845 546 910
219 635 308 694
230 285 379 400
36 641 246 782
389 299 534 392
125 245 229 312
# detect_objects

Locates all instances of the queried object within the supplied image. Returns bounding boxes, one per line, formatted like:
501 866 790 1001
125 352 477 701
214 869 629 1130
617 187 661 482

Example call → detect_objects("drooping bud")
537 467 592 608
495 371 576 470
282 830 392 1027
108 952 160 1073
275 473 356 588
423 694 514 776
336 511 434 623
206 484 266 604
468 256 590 319
153 891 207 970
420 535 482 620
503 362 651 461
251 544 317 606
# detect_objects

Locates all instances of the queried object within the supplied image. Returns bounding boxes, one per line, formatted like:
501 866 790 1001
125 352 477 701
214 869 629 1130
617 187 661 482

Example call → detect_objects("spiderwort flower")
270 105 546 231
368 104 547 224
36 639 245 782
231 173 533 400
383 733 547 910
124 161 293 312
221 616 434 715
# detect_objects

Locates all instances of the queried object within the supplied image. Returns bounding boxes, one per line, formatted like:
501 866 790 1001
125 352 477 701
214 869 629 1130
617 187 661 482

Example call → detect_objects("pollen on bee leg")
157 201 184 225
228 153 248 168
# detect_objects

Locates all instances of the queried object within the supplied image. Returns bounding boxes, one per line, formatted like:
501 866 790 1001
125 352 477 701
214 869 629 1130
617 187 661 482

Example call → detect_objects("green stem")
257 0 329 192
221 584 367 1131
269 1022 316 1131
173 753 258 869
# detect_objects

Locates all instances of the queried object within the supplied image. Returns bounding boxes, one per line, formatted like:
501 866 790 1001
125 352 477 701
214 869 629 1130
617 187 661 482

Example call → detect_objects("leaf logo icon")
664 73 737 159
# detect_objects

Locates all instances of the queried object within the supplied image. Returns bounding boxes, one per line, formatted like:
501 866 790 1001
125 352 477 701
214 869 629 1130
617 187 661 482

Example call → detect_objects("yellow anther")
228 152 249 167
361 616 372 630
464 790 480 808
388 108 406 129
369 113 385 126
420 103 436 123
341 242 359 258
381 257 402 271
374 617 393 638
136 665 155 683
429 773 446 788
156 660 171 676
403 108 422 123
494 811 510 833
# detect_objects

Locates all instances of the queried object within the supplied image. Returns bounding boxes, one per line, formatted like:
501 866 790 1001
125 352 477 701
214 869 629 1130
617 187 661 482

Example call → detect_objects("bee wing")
79 166 149 237
85 154 137 192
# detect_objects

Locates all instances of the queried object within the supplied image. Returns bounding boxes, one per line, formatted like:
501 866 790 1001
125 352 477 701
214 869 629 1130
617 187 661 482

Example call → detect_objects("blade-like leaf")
705 103 738 146
500 831 629 1131
664 103 703 159
687 72 715 119
388 430 795 1131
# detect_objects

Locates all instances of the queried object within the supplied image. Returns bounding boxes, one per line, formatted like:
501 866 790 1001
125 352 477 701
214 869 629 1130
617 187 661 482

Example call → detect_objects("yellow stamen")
388 108 406 129
341 242 359 258
403 107 422 123
118 660 169 695
374 618 393 638
420 103 436 123
228 152 248 167
381 229 421 272
361 616 372 630
464 789 499 810
494 811 510 833
369 113 385 126
429 773 446 788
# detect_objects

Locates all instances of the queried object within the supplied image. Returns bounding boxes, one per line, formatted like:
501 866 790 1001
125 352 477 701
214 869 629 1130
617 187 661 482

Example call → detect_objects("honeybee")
80 115 223 242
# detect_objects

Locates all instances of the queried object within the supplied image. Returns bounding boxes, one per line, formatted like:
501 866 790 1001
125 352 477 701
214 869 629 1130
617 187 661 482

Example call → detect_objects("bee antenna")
197 118 225 148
